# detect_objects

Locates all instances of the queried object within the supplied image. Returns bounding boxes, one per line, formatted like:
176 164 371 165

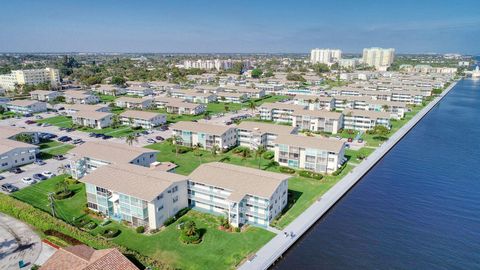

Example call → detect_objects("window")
157 193 163 200
157 205 164 212
173 196 179 203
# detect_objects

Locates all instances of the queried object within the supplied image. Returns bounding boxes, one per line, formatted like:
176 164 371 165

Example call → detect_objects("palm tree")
56 179 69 194
111 114 120 128
248 101 257 115
183 220 197 236
193 143 203 163
57 164 67 175
172 135 183 157
255 146 266 169
224 104 230 112
382 104 390 112
240 147 251 162
211 144 220 156
125 134 138 146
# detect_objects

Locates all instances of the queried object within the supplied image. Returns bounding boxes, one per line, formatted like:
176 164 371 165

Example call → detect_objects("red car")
347 138 353 142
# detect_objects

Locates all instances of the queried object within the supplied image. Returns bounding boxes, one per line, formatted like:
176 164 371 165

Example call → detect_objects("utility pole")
48 192 56 217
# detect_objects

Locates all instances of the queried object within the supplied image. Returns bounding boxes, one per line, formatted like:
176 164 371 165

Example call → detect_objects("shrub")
136 226 145 234
179 220 202 244
45 230 84 245
234 227 241 233
279 166 296 174
299 170 323 180
164 216 176 226
332 163 347 176
53 190 74 200
263 151 274 160
176 207 189 219
171 146 191 154
101 228 121 238
84 221 97 230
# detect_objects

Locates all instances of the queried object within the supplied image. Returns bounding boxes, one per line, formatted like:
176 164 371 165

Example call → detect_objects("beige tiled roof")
236 121 296 135
120 110 163 120
171 121 233 135
343 109 391 118
70 141 156 164
63 104 109 112
189 162 290 201
7 99 42 106
293 95 333 102
72 111 112 120
217 92 247 98
292 109 342 119
40 245 139 270
116 97 152 103
166 100 203 109
30 90 57 95
259 102 305 111
80 164 187 201
64 90 92 98
273 134 344 153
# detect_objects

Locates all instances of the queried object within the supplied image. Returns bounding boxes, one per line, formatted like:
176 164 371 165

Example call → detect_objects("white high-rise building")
0 68 60 90
362 47 395 70
310 49 342 65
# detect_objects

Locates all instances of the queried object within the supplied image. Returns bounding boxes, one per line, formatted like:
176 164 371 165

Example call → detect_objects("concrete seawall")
238 79 459 270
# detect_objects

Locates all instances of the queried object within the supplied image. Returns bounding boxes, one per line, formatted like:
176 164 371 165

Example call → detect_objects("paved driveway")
0 213 56 269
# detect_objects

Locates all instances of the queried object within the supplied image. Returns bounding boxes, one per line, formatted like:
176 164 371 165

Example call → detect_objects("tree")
255 146 266 169
172 135 183 157
193 143 203 163
224 104 230 112
111 114 120 128
251 68 263 78
248 101 257 115
313 63 330 74
56 179 69 194
15 133 34 144
382 104 390 112
286 73 306 82
211 144 220 156
239 147 251 161
125 134 138 146
111 76 126 86
372 125 389 136
0 106 4 114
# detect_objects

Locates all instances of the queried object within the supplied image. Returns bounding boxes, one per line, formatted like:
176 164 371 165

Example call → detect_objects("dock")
237 80 459 270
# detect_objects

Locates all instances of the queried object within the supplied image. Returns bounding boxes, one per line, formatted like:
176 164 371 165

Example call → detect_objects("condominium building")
390 91 424 105
339 58 360 69
119 110 166 129
6 100 47 114
0 127 40 171
362 47 395 70
274 134 345 174
259 103 306 124
64 90 100 104
0 68 60 90
169 90 216 103
216 92 248 103
343 109 391 131
254 83 284 94
291 109 343 134
63 104 111 116
92 85 126 96
234 88 266 99
171 121 237 150
72 111 113 129
115 97 153 109
69 142 187 229
236 121 297 150
30 90 62 102
310 49 342 65
188 162 290 227
125 86 154 97
293 95 335 110
164 100 206 115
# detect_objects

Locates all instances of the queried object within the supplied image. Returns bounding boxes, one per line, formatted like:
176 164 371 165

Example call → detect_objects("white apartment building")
6 100 47 114
259 103 306 124
254 83 284 94
119 110 166 129
64 90 100 104
92 85 127 96
0 127 40 171
69 142 187 229
343 109 391 131
310 49 342 65
0 68 60 90
188 162 290 227
217 92 248 103
236 121 297 150
339 58 360 69
291 109 343 134
72 111 113 129
293 95 335 110
171 121 237 150
30 90 62 102
125 86 154 97
115 97 153 109
169 90 217 103
274 134 345 174
183 59 234 71
165 100 206 115
362 47 395 70
63 104 111 116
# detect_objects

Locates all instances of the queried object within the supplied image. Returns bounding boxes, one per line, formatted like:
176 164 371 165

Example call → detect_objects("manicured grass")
345 147 375 163
37 116 73 128
89 211 274 270
38 140 75 159
271 165 353 229
75 125 143 138
11 175 86 223
207 102 243 114
97 94 116 103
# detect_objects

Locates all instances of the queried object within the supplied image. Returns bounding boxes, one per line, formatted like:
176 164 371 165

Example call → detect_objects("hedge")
298 170 323 180
0 194 174 270
332 163 347 176
136 226 145 234
263 151 274 160
101 228 121 238
279 166 296 174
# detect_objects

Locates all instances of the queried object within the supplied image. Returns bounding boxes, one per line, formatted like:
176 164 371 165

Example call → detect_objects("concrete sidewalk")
238 81 458 270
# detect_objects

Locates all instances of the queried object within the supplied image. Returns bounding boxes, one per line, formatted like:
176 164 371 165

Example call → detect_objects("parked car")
357 139 364 143
72 139 84 144
65 128 75 132
141 130 149 135
53 155 66 160
9 167 23 174
41 123 51 127
102 135 113 140
42 171 56 178
0 175 5 180
34 159 46 166
347 138 353 142
59 127 67 131
35 115 43 119
1 183 19 193
32 173 47 181
25 120 36 124
36 123 42 126
155 136 164 141
21 177 37 185
58 136 72 142
147 138 156 144
24 113 33 117
89 132 96 137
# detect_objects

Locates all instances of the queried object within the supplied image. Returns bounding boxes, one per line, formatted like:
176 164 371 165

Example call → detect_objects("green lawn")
97 94 117 103
11 175 86 223
38 140 75 159
207 102 243 114
12 174 274 270
345 147 375 163
37 116 73 128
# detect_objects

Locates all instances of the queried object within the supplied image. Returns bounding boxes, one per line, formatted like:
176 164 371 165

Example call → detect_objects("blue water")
274 79 480 270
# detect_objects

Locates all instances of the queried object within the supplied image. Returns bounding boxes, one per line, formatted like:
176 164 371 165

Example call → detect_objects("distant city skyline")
0 0 479 54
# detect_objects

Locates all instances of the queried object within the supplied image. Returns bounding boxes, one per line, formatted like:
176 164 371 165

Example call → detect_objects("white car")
21 177 37 185
42 171 56 178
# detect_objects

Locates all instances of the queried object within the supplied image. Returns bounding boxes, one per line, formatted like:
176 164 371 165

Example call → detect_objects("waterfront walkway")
238 81 458 270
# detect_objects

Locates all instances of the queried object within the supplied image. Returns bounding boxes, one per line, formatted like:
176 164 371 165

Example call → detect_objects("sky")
0 0 479 54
